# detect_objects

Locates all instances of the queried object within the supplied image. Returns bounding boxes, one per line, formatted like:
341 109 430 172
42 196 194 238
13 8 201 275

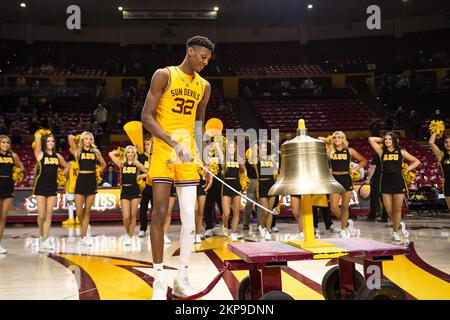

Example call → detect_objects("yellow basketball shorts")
147 152 199 187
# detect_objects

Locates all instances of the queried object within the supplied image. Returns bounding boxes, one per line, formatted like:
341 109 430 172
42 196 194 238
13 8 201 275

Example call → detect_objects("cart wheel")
321 266 365 300
355 279 406 300
259 291 294 300
237 276 252 300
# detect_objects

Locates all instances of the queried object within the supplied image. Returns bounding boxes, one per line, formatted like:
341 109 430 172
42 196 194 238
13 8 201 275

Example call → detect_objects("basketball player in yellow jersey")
141 36 214 300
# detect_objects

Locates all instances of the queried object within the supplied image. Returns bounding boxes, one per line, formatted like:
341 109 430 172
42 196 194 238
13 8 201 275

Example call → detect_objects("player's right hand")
174 143 192 163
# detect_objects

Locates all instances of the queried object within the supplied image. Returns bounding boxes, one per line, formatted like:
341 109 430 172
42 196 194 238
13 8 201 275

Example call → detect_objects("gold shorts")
147 152 199 187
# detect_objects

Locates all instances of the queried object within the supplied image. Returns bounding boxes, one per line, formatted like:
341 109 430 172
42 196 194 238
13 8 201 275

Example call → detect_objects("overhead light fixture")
214 6 219 12
307 4 313 9
20 2 26 8
118 6 123 11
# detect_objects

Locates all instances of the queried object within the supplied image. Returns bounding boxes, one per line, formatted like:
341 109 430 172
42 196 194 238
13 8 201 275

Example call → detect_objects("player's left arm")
402 149 421 172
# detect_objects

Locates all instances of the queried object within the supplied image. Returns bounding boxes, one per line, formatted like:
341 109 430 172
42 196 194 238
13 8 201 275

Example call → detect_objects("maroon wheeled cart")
224 238 410 300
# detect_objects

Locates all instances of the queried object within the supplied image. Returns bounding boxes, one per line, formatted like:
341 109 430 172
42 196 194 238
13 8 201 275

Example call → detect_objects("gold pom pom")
12 166 24 184
96 165 103 185
350 168 361 182
32 128 53 149
326 135 333 144
137 179 146 192
239 172 250 192
402 163 416 188
429 120 445 139
209 161 219 175
273 171 279 182
115 147 125 160
57 168 66 187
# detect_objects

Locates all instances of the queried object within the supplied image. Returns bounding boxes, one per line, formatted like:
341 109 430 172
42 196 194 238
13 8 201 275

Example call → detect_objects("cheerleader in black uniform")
109 146 148 246
369 132 420 242
0 135 25 254
68 132 106 246
251 141 278 241
216 138 246 241
33 131 68 251
194 155 207 244
429 133 450 211
138 137 152 237
320 131 366 238
204 143 224 237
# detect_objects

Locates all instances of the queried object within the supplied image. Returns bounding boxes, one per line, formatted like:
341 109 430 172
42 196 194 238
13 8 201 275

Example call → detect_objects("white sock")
176 185 196 279
68 204 74 220
178 265 188 281
153 263 165 283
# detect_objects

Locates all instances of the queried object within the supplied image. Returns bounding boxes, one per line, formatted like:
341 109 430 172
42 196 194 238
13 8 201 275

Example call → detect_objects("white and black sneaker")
172 277 198 298
204 229 214 237
151 281 168 300
138 230 146 238
391 231 401 242
400 222 409 239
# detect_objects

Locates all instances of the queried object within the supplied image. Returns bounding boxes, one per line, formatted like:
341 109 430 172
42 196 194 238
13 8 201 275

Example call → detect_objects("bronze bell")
269 120 345 196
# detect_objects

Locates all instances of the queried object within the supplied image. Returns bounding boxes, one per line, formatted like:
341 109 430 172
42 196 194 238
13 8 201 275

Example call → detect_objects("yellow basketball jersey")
67 160 79 193
152 66 206 157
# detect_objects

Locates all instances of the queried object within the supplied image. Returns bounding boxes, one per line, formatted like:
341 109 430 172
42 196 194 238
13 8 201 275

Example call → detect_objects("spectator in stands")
92 121 104 150
15 107 24 119
243 85 252 98
395 75 410 89
226 102 233 113
102 163 118 187
9 118 26 146
313 86 323 96
369 118 381 137
52 112 63 134
3 113 13 129
19 96 29 108
393 106 408 129
16 76 27 87
384 114 394 131
431 109 444 122
302 77 315 89
96 81 106 104
0 119 8 134
114 113 126 133
408 110 422 139
93 104 109 133
29 115 41 134
76 117 86 131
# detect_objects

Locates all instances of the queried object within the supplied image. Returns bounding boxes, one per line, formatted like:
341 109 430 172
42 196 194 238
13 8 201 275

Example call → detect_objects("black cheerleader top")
330 148 351 172
138 153 150 170
78 148 97 171
441 152 450 180
121 163 138 186
35 152 59 184
257 158 276 179
223 159 240 179
0 150 14 177
381 148 403 175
